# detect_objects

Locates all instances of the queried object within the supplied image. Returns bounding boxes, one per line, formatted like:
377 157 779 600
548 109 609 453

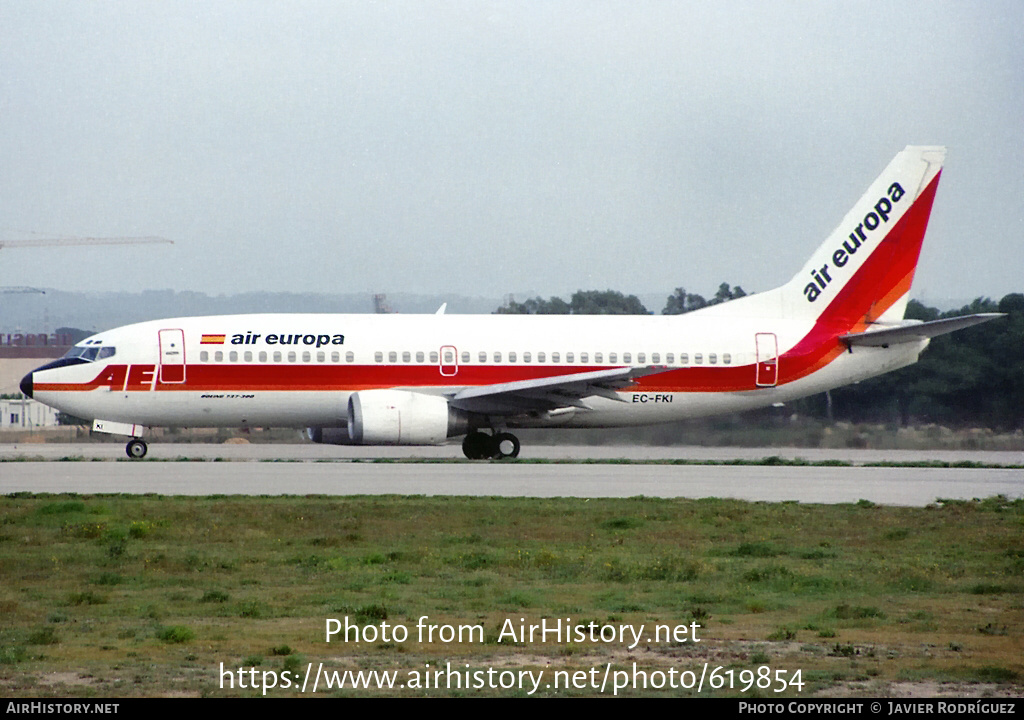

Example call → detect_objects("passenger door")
158 329 186 384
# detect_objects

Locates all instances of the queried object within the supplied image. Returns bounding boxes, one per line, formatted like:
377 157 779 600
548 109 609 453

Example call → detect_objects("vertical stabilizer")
784 146 945 330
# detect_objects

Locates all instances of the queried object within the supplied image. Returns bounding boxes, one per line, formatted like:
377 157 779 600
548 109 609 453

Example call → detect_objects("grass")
0 493 1021 697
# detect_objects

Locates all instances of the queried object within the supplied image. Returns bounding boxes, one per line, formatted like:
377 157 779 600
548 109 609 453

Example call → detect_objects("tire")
126 439 148 459
493 432 520 459
462 432 493 460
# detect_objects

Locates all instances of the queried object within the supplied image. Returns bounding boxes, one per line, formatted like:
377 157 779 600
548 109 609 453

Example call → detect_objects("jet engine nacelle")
347 389 468 445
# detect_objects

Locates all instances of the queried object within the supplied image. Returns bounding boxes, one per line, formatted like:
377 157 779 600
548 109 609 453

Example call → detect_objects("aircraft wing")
448 365 672 415
839 313 1004 348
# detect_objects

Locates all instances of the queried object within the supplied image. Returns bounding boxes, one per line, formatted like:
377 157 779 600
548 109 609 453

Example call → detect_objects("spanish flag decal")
200 334 226 345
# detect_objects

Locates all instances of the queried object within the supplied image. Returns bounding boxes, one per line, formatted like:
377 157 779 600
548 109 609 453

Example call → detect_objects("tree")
495 290 648 315
494 296 571 314
569 290 648 315
661 283 744 315
711 283 746 305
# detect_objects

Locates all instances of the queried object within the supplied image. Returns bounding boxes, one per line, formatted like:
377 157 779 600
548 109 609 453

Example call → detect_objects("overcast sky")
1 1 1022 307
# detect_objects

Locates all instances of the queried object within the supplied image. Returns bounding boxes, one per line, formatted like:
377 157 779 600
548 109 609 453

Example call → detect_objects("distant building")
1 396 60 429
0 329 75 394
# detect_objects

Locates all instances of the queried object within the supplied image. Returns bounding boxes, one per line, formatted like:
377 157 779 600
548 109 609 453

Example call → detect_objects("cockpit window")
63 345 116 362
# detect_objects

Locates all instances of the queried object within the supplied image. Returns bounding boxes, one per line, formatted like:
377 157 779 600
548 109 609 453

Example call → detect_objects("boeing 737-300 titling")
21 146 1003 459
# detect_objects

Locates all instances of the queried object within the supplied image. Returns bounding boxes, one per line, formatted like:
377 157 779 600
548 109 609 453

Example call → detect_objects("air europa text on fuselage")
229 332 345 348
803 181 906 302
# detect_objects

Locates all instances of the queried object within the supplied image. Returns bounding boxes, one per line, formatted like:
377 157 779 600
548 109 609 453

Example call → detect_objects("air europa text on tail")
803 182 906 302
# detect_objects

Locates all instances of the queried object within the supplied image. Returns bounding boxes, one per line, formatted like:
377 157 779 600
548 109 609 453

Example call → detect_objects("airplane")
20 146 1003 460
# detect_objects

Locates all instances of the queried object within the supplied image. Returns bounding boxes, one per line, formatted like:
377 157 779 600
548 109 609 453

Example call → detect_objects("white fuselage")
27 309 925 432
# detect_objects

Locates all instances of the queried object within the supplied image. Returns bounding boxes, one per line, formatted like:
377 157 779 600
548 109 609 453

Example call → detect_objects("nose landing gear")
461 431 520 460
126 439 148 459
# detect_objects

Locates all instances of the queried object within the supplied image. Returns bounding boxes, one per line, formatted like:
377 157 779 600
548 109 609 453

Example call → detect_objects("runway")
1 443 1021 506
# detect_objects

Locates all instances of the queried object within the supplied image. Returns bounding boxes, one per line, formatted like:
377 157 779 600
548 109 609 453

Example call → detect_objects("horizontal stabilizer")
839 313 1004 348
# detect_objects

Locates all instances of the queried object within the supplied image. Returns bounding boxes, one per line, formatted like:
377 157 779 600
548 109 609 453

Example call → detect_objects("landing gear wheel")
493 432 520 459
126 439 148 459
462 432 493 460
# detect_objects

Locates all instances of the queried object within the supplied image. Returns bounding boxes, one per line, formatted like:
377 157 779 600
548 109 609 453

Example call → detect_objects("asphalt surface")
1 443 1021 506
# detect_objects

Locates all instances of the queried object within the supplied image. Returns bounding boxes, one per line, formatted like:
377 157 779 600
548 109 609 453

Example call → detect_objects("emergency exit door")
439 345 458 376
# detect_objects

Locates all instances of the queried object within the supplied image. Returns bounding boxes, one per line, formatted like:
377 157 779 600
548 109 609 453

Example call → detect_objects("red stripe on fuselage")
33 361 758 394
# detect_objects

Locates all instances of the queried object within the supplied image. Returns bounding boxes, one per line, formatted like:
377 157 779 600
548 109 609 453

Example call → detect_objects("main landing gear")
126 439 148 459
462 431 520 460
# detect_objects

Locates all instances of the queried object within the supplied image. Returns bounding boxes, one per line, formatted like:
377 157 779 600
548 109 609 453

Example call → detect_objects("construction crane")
0 286 45 294
0 236 172 249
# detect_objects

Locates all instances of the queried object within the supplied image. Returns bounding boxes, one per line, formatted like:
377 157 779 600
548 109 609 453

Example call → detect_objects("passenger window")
680 353 689 365
723 353 732 364
638 352 646 363
538 352 546 363
523 352 531 363
330 352 339 362
694 353 703 364
580 352 588 363
508 352 517 362
623 352 631 363
244 351 253 362
200 351 209 362
316 351 325 362
214 351 223 362
375 352 383 363
493 352 502 363
389 351 398 363
229 351 238 362
430 351 438 363
652 353 660 363
609 352 617 363
566 352 574 363
302 351 311 362
709 353 717 364
288 351 297 362
478 351 487 363
551 352 560 363
402 351 411 363
345 351 354 362
273 351 282 362
461 351 469 363
666 353 674 364
443 350 454 363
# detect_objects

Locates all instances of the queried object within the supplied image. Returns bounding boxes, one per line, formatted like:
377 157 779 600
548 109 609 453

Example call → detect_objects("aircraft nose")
20 371 33 398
